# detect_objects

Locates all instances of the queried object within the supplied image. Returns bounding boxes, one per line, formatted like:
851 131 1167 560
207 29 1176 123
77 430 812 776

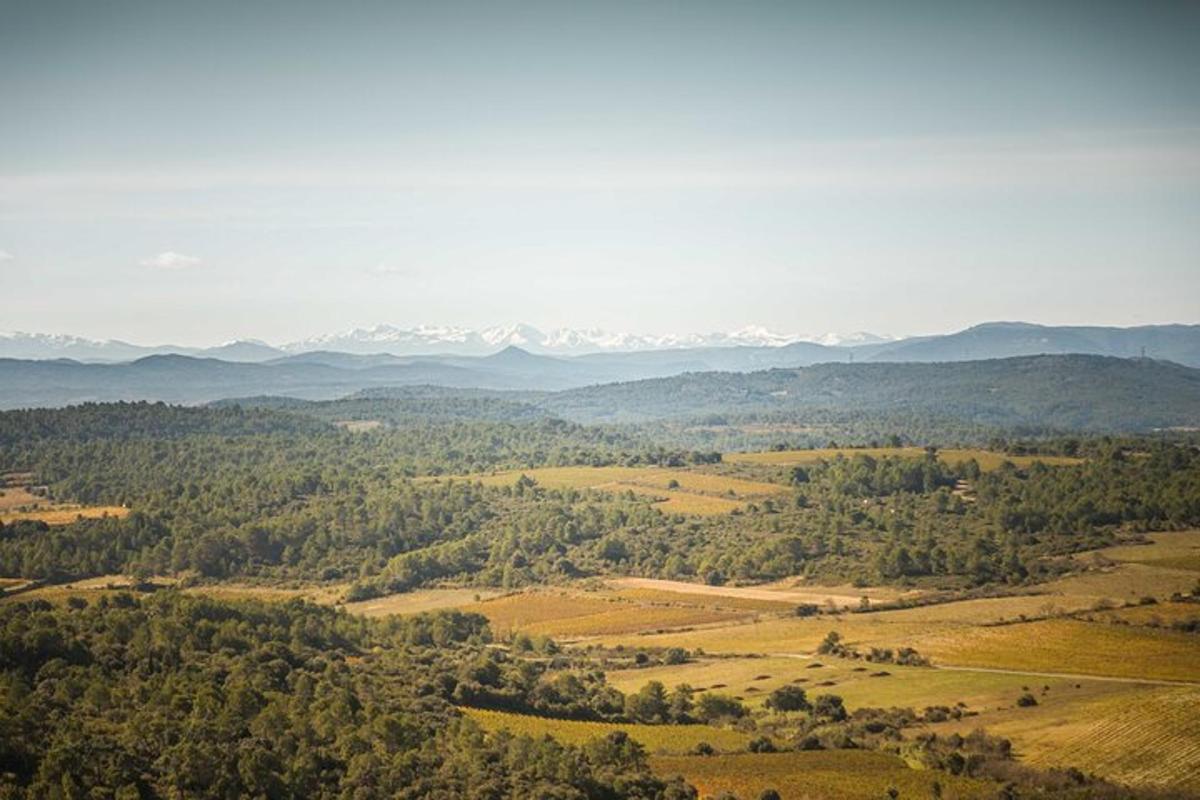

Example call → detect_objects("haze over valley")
2 1 1198 799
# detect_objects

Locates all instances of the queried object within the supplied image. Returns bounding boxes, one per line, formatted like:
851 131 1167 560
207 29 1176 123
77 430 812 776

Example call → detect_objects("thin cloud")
141 251 202 270
0 250 13 262
369 263 409 276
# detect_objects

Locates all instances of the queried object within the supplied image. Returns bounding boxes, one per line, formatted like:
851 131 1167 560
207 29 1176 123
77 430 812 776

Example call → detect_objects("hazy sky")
2 0 1198 345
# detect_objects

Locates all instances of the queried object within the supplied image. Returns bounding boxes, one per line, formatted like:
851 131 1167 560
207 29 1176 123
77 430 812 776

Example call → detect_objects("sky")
1 0 1198 346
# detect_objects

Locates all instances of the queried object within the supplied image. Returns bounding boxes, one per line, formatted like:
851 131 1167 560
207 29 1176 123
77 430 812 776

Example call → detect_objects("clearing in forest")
608 576 913 609
460 589 752 638
1 472 130 525
726 446 1084 471
344 587 504 617
461 707 751 754
435 465 789 515
650 750 991 800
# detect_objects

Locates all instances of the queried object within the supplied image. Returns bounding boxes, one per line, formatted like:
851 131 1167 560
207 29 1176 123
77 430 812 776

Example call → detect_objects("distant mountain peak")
280 323 895 356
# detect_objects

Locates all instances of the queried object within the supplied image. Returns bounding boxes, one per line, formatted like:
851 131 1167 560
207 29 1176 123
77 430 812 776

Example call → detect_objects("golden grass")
610 485 747 515
1038 563 1200 605
180 582 347 605
344 587 503 617
933 685 1200 794
1 477 130 525
592 613 939 656
461 590 749 638
461 707 750 754
0 504 130 525
593 601 1200 682
613 587 798 613
651 751 991 800
526 605 751 638
1088 601 1200 627
608 576 913 608
606 655 1092 714
437 465 789 516
1086 530 1200 573
461 591 622 629
875 595 1100 625
912 619 1200 683
726 446 1083 471
1 575 349 607
333 419 383 432
0 485 45 512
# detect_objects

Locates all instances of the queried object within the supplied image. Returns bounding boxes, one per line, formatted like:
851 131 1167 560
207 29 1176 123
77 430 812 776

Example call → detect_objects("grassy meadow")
461 707 751 754
433 464 790 515
651 751 992 800
0 481 130 525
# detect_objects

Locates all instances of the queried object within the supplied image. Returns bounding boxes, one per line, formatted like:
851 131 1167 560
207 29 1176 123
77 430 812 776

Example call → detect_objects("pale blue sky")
2 0 1198 345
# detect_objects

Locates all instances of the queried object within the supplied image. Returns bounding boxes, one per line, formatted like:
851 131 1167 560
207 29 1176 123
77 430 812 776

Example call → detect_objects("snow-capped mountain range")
284 324 894 356
0 325 894 361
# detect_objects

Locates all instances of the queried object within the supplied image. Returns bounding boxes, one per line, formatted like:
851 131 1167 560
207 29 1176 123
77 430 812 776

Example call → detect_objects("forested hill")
2 354 1197 434
538 355 1200 430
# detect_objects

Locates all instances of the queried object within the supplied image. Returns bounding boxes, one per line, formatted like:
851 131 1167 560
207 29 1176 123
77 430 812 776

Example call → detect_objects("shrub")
765 684 810 712
748 736 776 753
696 693 748 722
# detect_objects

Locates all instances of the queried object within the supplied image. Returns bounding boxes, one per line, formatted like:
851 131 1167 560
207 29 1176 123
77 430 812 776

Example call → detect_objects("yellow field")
0 504 130 525
461 590 750 638
344 587 503 617
874 594 1101 625
933 685 1200 794
1039 563 1200 605
606 655 1091 713
608 576 914 609
333 419 383 432
1 476 131 525
1 575 351 607
1085 530 1200 573
910 618 1200 683
609 485 747 515
613 587 798 613
592 606 1200 682
180 582 347 604
1089 601 1200 627
611 650 1200 792
437 465 789 515
0 484 45 512
651 751 991 800
461 707 751 754
726 446 1083 471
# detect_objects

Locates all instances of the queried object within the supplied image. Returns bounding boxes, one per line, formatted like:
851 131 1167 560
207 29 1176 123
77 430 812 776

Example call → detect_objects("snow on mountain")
279 324 896 355
2 325 895 361
0 332 283 362
812 331 898 347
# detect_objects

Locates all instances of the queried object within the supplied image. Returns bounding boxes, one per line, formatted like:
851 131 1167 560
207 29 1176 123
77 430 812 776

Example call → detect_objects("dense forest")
3 402 1199 798
2 403 1198 595
0 595 701 799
